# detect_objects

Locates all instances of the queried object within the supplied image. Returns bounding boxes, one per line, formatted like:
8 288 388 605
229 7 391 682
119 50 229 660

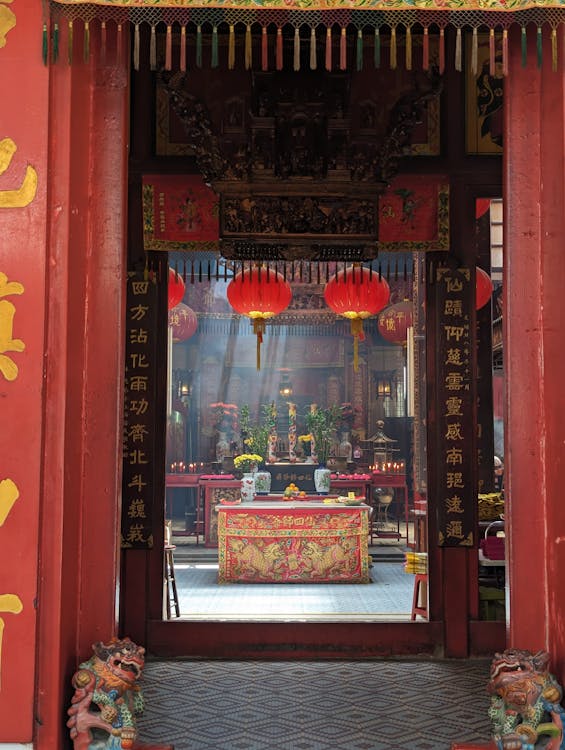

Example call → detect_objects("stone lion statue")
67 636 172 750
487 648 565 749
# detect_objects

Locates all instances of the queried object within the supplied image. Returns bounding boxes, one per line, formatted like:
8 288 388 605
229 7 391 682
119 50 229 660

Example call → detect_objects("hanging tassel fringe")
276 27 283 70
42 22 48 66
196 25 202 68
455 27 462 71
180 25 187 72
311 27 317 70
68 19 74 65
117 23 122 62
44 16 556 74
245 24 252 70
133 23 140 70
52 22 59 64
100 21 106 64
212 26 219 68
390 26 397 69
165 25 172 70
340 26 347 70
356 28 363 71
262 26 268 71
150 25 157 70
228 24 235 69
489 28 495 76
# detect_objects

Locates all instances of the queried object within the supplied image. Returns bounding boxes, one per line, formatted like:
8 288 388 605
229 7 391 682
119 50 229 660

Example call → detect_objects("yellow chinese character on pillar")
0 2 16 49
0 593 23 689
0 138 38 208
0 273 24 381
0 477 19 526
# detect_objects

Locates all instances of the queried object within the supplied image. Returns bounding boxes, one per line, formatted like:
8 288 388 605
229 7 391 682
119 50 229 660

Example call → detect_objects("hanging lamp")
324 265 390 372
168 266 185 310
377 299 414 345
227 265 292 370
476 266 494 310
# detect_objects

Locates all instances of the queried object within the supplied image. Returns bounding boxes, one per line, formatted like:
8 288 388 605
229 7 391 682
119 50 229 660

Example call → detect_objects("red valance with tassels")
48 0 565 73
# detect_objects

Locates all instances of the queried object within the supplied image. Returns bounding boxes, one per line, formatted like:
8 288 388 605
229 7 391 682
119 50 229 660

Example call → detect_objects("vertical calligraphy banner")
435 267 476 547
121 270 159 549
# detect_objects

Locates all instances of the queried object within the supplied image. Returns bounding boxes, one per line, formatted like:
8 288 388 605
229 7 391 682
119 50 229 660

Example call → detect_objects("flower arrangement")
240 402 277 464
210 402 238 437
233 453 263 473
305 404 340 465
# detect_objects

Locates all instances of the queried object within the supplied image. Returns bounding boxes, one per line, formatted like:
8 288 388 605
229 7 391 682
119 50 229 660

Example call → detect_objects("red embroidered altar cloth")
217 502 370 584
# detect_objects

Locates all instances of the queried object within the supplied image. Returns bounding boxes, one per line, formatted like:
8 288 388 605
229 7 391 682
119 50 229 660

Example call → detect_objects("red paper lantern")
227 266 292 370
476 266 493 310
377 300 414 345
324 266 390 371
168 267 185 310
168 302 198 342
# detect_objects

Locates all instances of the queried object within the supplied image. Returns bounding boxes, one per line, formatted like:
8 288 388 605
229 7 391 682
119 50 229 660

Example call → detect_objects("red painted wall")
505 27 565 682
0 1 49 740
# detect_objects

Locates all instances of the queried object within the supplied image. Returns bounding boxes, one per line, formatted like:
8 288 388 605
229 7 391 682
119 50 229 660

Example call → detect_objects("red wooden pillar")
0 2 49 742
0 6 131 748
504 27 565 680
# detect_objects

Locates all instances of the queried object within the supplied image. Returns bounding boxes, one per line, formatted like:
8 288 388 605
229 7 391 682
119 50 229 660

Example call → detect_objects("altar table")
217 502 371 584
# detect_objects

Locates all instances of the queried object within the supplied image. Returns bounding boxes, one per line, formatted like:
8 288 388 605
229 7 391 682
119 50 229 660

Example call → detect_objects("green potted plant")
305 405 340 494
239 402 277 494
305 404 340 465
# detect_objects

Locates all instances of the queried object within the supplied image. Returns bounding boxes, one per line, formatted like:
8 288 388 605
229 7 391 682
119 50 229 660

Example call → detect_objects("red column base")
134 743 174 750
451 743 497 749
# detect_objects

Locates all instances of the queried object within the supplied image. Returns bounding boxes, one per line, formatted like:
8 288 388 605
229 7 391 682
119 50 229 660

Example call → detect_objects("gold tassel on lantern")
350 318 365 373
252 318 267 371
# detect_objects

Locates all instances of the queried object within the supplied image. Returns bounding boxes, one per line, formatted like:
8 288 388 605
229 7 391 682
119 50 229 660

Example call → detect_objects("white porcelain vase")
254 469 271 495
314 466 331 495
339 432 353 462
240 472 256 503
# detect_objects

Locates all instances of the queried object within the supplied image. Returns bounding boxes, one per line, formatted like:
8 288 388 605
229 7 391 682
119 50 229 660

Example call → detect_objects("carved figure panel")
221 195 377 239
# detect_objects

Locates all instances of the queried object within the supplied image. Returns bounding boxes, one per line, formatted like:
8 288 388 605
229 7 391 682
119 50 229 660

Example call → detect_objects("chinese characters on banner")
436 267 475 547
121 271 158 549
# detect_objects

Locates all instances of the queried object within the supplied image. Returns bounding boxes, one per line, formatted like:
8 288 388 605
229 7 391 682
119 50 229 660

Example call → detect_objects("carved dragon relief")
161 68 442 260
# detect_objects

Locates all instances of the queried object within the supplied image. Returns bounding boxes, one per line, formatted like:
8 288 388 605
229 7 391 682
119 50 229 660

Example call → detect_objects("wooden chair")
164 522 180 619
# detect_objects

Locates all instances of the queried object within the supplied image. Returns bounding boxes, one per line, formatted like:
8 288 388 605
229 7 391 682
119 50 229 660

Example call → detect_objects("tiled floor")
136 658 493 749
174 562 415 620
